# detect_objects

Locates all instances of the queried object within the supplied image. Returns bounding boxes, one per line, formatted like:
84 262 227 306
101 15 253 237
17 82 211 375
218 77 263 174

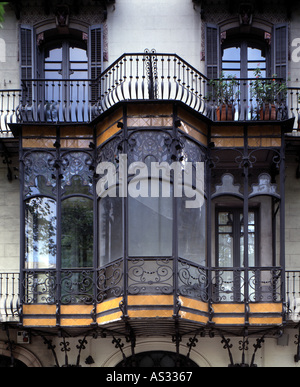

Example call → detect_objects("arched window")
222 38 269 79
206 23 288 79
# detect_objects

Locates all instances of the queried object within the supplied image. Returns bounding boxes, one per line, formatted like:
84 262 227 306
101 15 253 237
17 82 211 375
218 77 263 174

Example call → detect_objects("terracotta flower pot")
259 104 277 120
216 104 234 121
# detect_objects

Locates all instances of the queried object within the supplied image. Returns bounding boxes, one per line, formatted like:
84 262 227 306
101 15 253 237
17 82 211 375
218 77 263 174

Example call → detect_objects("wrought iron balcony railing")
0 53 299 135
1 265 298 323
0 272 20 321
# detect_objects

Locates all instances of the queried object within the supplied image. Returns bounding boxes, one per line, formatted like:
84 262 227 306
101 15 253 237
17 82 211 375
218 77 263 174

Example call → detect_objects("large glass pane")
61 197 93 268
217 212 233 267
99 196 123 266
240 211 256 267
222 47 241 78
25 197 57 269
44 46 63 80
128 193 173 257
69 47 88 121
178 197 206 265
247 47 266 78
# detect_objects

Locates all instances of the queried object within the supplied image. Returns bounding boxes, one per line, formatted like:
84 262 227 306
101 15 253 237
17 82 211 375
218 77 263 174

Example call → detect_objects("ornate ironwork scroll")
144 49 158 99
178 259 208 301
23 151 56 197
60 270 94 305
61 151 94 195
127 258 174 295
96 260 124 303
23 271 56 304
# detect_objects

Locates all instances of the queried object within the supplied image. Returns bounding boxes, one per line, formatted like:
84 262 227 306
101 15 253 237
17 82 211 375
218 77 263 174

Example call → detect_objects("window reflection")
178 196 206 265
99 196 123 266
128 189 173 257
61 197 93 268
25 197 57 269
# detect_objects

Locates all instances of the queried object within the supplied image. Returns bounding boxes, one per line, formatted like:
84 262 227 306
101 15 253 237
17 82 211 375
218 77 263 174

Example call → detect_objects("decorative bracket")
221 331 268 367
294 325 300 362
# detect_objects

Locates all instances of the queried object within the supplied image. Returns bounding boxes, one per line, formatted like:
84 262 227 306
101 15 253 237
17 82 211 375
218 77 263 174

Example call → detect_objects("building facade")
1 0 300 367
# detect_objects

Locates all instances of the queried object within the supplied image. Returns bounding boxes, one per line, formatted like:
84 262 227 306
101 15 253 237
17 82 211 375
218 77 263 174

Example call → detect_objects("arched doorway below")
116 351 199 367
0 355 27 368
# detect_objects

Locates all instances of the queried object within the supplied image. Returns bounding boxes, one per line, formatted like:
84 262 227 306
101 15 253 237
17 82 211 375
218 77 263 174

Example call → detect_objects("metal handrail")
0 53 299 134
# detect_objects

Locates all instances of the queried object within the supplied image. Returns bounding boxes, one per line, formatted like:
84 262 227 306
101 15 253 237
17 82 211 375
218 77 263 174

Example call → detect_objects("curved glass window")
99 196 123 266
178 197 206 265
25 197 57 269
61 197 93 268
128 193 173 257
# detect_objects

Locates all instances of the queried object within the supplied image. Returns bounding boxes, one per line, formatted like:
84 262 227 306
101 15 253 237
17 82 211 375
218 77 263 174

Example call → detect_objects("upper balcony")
0 52 298 137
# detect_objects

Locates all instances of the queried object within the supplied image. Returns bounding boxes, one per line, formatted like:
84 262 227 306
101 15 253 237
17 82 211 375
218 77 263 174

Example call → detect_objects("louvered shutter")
273 23 288 80
89 25 103 104
20 25 34 103
205 23 220 79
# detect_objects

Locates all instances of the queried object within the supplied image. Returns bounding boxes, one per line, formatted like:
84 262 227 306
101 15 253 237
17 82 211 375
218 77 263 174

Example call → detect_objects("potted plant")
251 68 287 120
207 72 239 121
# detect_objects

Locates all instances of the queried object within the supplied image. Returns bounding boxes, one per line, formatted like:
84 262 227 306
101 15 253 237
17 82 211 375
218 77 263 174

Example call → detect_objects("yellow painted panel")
22 127 56 137
179 297 208 312
213 317 245 325
211 126 244 137
23 304 56 315
128 295 173 306
248 126 281 137
60 126 92 138
213 138 244 147
60 139 91 149
127 104 173 116
213 304 245 314
97 297 123 314
127 117 173 127
248 138 281 147
180 122 207 145
23 319 57 327
249 317 282 325
180 311 208 324
60 319 93 327
250 303 282 313
60 305 93 315
128 309 173 319
178 107 208 136
97 124 121 146
96 109 123 134
97 311 122 325
22 138 56 148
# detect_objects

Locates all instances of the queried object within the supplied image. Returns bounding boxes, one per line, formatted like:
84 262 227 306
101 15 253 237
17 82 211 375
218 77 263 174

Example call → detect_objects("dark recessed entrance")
116 351 199 367
0 355 27 368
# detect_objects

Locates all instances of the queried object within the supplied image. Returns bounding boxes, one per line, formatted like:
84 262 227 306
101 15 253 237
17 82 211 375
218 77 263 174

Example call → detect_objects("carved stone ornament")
212 174 243 199
249 173 280 198
55 4 70 32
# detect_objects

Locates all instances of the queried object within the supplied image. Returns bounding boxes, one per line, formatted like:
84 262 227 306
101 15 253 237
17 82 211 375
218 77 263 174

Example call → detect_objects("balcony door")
206 23 288 120
20 25 102 123
222 40 268 119
42 40 88 121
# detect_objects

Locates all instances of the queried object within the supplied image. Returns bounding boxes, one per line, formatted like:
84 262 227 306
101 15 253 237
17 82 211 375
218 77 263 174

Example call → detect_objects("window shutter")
89 25 102 79
273 23 288 80
20 25 34 103
20 25 34 80
205 23 220 79
89 25 103 104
